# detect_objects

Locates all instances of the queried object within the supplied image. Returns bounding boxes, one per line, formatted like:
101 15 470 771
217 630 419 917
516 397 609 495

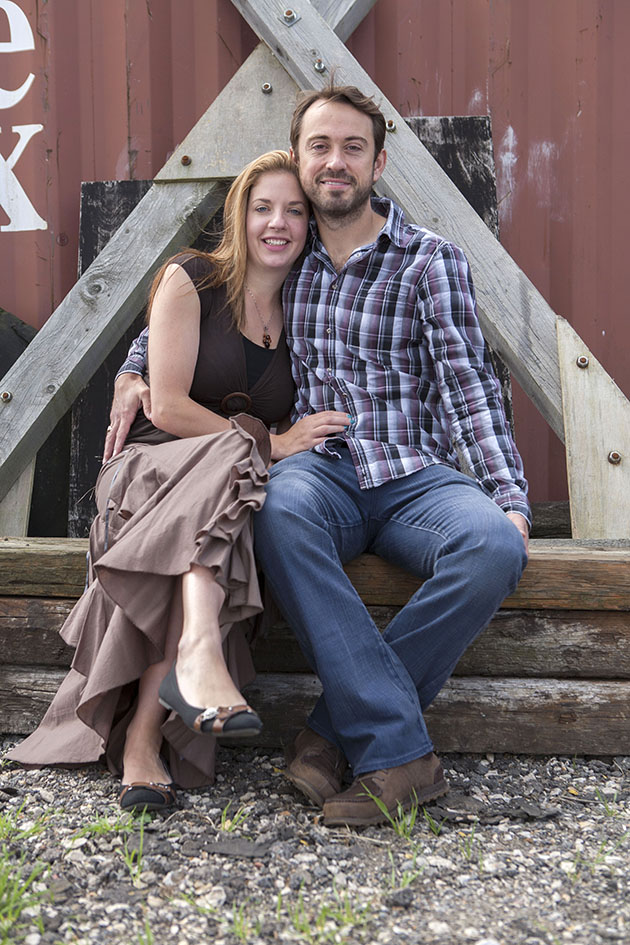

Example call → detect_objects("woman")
7 151 348 808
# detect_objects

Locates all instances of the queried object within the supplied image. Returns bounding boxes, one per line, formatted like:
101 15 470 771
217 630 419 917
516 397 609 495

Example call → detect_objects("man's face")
292 100 386 222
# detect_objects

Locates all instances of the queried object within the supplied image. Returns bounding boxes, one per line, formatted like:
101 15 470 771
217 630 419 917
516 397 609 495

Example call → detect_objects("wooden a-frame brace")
0 0 628 538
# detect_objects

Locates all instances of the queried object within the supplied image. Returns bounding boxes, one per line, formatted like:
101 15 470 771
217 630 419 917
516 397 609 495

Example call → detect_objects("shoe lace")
359 769 388 797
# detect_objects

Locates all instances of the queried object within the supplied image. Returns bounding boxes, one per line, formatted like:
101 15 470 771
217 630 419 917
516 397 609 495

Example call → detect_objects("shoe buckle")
198 706 219 723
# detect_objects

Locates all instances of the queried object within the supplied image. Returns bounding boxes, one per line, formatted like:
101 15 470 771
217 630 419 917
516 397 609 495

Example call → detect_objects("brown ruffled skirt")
6 415 271 788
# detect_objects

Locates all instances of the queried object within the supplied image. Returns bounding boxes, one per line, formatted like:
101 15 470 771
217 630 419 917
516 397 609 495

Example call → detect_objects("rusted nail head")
180 155 192 166
576 355 589 368
608 450 622 465
1 391 12 403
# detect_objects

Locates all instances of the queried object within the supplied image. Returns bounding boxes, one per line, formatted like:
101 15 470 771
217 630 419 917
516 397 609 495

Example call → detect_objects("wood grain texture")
212 674 630 755
5 668 629 755
343 540 630 611
3 596 629 680
0 598 75 665
253 608 630 679
2 538 630 609
312 0 378 41
0 538 88 597
0 459 34 538
557 316 630 539
229 0 564 438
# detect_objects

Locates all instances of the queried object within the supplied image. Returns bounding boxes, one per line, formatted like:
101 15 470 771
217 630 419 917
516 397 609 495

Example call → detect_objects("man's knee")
478 512 528 590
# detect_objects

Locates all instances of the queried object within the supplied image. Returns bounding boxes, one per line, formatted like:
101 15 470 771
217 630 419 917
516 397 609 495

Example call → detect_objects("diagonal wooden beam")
230 0 566 440
0 0 375 513
557 318 630 539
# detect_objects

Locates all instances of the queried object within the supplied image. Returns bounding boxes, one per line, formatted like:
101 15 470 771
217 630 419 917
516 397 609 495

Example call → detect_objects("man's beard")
305 174 374 226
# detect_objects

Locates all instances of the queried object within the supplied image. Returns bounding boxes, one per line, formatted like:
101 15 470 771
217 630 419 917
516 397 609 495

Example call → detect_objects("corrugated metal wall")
1 0 628 504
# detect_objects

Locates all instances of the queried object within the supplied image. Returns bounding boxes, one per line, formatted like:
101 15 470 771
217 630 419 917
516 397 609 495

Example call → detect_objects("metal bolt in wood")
261 82 272 93
314 58 326 73
180 155 192 166
1 391 12 403
608 451 622 465
386 119 397 132
282 9 298 25
576 355 589 369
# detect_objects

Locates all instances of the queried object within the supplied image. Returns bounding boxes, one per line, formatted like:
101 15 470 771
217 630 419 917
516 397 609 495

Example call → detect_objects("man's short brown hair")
290 83 386 160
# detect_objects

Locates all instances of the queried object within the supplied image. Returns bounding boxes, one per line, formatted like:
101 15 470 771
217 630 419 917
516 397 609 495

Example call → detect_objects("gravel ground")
1 736 629 945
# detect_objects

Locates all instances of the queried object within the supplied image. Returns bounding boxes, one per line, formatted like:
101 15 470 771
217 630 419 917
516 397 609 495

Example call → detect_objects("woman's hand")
103 374 152 462
269 411 351 461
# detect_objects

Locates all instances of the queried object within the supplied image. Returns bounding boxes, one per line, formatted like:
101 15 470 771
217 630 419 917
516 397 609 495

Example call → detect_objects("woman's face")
245 170 308 277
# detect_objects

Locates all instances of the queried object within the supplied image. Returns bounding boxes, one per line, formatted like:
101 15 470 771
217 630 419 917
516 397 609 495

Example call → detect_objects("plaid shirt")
119 197 529 521
282 197 529 520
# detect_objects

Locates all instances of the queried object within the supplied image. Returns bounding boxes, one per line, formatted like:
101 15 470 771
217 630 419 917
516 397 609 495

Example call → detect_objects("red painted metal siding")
1 0 628 504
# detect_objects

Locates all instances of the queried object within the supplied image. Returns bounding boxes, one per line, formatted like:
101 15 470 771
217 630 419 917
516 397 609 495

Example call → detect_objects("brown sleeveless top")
127 254 295 444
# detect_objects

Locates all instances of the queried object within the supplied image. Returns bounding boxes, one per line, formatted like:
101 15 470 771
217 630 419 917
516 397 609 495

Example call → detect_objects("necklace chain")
245 284 275 349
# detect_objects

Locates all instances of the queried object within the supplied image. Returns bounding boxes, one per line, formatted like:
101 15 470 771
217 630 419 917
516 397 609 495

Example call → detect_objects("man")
108 84 530 828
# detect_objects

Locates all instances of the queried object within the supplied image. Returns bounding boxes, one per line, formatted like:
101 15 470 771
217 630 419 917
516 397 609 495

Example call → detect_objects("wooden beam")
0 460 34 538
230 0 566 438
4 596 629 680
311 0 378 40
4 666 629 755
343 540 630 612
557 317 630 539
251 608 630 679
155 45 300 182
3 538 630 611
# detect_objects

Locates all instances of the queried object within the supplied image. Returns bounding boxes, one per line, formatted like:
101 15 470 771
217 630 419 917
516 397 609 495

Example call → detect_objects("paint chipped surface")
497 125 518 225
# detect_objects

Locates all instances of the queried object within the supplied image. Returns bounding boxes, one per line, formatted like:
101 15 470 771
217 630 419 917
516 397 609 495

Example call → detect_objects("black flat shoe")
119 781 177 812
158 664 263 738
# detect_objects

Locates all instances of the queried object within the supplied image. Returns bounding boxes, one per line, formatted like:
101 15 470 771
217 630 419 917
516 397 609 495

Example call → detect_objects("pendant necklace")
245 284 274 349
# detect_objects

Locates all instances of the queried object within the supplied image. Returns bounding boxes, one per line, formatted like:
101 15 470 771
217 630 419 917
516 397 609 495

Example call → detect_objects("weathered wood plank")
3 596 630 680
0 459 34 538
0 538 88 598
0 598 76 666
343 540 630 612
253 608 630 679
4 667 629 756
312 0 378 41
557 317 630 539
229 0 567 440
241 675 630 756
2 538 630 610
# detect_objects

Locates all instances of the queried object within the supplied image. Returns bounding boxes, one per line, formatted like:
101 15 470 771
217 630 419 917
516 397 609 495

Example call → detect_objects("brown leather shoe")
322 752 448 827
285 727 348 808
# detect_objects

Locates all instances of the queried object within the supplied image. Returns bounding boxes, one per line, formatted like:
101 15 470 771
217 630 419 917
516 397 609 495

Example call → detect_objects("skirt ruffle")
7 415 270 788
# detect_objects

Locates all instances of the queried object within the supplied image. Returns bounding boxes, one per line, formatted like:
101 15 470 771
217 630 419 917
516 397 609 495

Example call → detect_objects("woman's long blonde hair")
147 150 302 330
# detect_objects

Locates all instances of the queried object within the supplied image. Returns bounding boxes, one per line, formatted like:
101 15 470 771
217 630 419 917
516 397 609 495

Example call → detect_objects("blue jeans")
254 450 527 775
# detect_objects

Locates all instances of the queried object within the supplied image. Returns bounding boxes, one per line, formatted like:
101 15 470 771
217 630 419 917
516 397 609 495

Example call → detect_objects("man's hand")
506 511 529 555
103 374 151 463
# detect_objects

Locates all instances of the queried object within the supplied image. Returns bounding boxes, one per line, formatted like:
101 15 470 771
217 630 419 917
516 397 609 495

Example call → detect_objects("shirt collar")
308 196 407 254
